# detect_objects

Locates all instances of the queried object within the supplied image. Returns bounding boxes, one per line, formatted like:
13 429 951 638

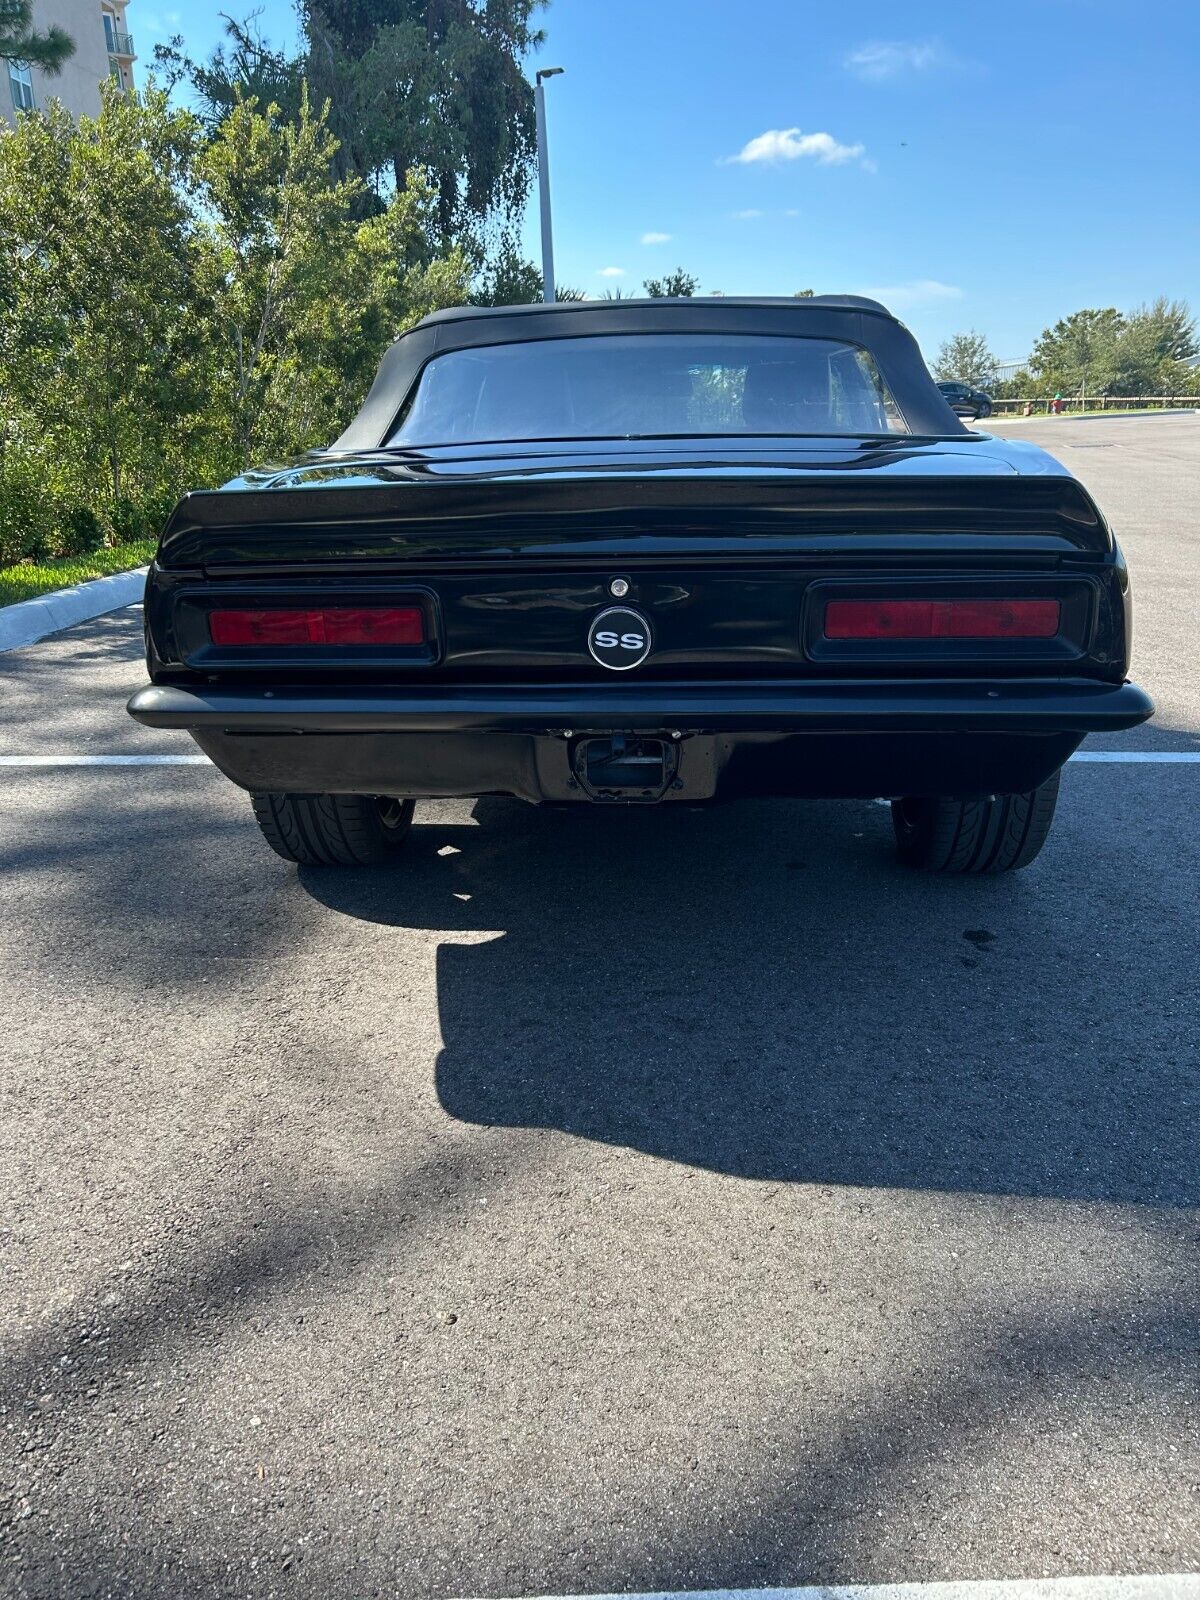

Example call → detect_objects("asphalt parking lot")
1 415 1198 1600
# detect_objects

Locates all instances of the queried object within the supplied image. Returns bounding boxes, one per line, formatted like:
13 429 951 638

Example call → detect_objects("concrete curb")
1056 408 1200 421
986 409 1200 425
0 566 148 654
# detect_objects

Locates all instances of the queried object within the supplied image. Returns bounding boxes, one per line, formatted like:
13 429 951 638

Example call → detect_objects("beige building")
3 0 135 124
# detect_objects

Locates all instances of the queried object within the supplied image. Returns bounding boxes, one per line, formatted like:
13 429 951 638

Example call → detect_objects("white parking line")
1069 751 1200 762
467 1576 1200 1600
0 751 1197 770
0 754 211 766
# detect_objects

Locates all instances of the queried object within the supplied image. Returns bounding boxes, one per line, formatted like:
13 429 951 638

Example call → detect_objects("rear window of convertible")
387 333 910 445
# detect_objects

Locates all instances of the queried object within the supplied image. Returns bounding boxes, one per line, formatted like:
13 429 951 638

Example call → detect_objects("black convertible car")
129 296 1151 873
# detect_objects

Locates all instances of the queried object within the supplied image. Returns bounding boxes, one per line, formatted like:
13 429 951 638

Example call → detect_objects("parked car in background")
129 296 1151 875
937 380 993 419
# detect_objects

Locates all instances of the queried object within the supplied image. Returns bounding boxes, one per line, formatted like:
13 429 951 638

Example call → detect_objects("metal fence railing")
987 395 1200 416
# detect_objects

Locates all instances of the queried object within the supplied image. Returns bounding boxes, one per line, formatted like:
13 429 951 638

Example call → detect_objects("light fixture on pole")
535 67 564 304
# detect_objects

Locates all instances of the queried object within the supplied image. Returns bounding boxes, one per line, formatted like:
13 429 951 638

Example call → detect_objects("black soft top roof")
331 295 962 451
414 294 897 326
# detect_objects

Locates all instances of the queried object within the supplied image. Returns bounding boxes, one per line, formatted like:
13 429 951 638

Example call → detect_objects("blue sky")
138 0 1199 363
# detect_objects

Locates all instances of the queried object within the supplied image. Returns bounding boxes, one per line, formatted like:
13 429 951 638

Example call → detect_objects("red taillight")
208 606 425 647
823 598 1061 640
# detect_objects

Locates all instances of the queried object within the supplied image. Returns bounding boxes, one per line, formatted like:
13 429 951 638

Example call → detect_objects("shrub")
0 449 58 565
107 497 149 545
60 507 107 557
107 493 176 546
144 490 177 535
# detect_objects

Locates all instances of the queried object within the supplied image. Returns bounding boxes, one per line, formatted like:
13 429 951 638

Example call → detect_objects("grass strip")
0 540 156 608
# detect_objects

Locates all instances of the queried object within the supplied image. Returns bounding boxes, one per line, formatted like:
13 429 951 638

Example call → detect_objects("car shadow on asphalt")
302 785 1199 1209
4 765 1199 1594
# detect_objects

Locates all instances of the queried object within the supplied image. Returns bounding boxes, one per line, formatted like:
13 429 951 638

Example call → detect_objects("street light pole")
535 67 563 304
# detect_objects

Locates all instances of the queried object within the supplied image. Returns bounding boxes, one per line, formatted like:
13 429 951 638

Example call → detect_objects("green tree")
323 0 546 232
0 0 74 72
0 78 473 563
1027 301 1199 397
933 329 997 386
793 288 815 298
332 172 472 414
472 234 542 305
153 16 305 129
173 3 549 235
1108 297 1199 394
966 343 1200 404
196 88 471 460
1124 296 1197 363
163 2 553 304
644 267 699 297
0 84 214 514
989 368 1042 401
1030 308 1123 392
471 243 584 305
196 87 366 460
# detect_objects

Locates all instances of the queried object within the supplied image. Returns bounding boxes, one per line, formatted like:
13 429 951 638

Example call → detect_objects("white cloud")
733 208 763 220
598 266 626 278
860 279 963 309
726 128 866 167
640 231 671 245
845 40 941 81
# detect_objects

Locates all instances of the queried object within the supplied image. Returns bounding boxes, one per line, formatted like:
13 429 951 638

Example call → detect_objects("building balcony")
107 29 135 58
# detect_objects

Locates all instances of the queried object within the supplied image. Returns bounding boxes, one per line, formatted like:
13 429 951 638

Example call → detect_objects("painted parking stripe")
466 1576 1200 1600
1069 751 1200 762
0 754 212 766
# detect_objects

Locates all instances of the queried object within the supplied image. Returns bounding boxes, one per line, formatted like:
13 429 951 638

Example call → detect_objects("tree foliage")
1126 297 1197 363
323 0 544 232
165 4 546 235
471 234 542 305
0 0 74 72
1029 300 1198 396
644 267 699 297
153 17 306 129
2 0 545 566
1029 308 1123 390
933 329 997 386
195 87 468 458
0 81 471 564
0 85 211 546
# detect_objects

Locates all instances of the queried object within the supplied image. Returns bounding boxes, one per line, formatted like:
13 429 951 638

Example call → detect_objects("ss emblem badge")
587 605 653 671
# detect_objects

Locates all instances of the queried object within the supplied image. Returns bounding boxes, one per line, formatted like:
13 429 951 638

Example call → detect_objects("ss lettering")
595 630 645 650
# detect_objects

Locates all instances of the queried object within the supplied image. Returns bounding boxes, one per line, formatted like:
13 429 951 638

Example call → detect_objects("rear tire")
249 792 415 866
891 770 1061 874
